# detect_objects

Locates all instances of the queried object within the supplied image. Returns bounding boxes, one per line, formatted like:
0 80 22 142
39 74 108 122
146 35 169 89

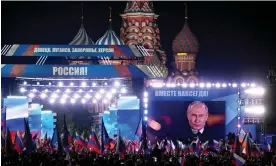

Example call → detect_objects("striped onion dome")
69 24 94 45
172 4 199 54
96 24 124 45
172 22 199 54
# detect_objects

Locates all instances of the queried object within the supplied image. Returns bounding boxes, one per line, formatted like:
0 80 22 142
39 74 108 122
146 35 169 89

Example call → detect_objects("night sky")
2 1 276 81
1 2 276 126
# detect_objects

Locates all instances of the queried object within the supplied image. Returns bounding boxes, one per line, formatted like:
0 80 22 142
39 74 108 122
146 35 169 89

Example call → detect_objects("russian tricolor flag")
74 132 83 146
1 107 6 130
213 139 219 149
87 130 101 154
233 153 246 166
14 130 23 153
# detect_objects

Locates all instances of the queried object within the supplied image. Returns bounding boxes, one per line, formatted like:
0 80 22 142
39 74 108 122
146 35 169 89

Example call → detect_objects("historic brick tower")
120 1 167 66
170 3 200 84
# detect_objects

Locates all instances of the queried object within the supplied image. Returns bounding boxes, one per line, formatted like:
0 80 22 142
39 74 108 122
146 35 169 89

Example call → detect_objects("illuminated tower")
171 3 200 84
120 1 167 66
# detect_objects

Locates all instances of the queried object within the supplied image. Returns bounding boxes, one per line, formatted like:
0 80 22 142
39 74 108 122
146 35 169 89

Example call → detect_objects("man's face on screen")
187 103 208 130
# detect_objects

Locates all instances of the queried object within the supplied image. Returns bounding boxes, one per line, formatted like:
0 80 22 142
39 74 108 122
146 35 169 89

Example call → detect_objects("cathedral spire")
108 6 112 30
81 3 84 26
185 3 188 23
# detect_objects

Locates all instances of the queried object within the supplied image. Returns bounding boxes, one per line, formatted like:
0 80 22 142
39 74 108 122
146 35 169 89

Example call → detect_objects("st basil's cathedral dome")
172 8 199 54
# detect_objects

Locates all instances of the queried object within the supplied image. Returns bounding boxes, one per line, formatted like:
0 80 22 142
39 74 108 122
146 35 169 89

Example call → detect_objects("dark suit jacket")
184 125 211 142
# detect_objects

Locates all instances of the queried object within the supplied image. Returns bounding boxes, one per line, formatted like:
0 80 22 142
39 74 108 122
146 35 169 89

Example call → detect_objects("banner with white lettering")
2 44 142 57
1 64 148 78
148 88 238 101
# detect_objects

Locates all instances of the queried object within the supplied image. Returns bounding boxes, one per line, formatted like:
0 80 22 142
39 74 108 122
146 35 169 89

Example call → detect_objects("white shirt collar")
191 128 204 134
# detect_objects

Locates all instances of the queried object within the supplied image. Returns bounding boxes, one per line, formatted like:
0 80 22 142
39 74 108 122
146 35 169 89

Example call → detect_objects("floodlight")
244 88 265 96
144 92 148 97
81 99 86 104
51 93 58 99
44 89 49 93
111 88 117 94
250 83 256 88
121 88 127 94
20 87 26 93
114 81 120 87
182 83 188 88
144 98 148 103
232 83 238 88
151 83 164 88
144 116 148 121
206 83 212 88
58 82 64 87
70 99 76 104
241 83 247 88
81 82 87 87
237 124 241 128
189 83 195 88
103 99 108 104
95 93 101 99
65 89 71 93
92 82 97 87
37 82 40 85
100 89 105 94
92 99 97 103
222 83 227 88
62 94 69 98
199 83 205 88
144 103 148 108
23 81 27 85
106 93 112 100
49 98 55 104
244 106 265 114
171 83 176 87
70 82 74 86
60 99 66 104
56 89 61 93
85 94 91 99
215 83 221 88
40 93 46 99
28 93 35 98
73 93 80 99
32 88 37 92
144 110 148 114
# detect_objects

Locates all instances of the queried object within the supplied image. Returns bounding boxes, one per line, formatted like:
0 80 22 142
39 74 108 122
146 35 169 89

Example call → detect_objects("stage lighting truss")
18 79 129 89
243 117 264 124
147 81 260 89
143 91 148 122
18 80 130 105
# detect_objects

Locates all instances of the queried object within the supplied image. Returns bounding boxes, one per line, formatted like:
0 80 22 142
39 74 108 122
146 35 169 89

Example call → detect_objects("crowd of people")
1 117 275 166
1 138 275 166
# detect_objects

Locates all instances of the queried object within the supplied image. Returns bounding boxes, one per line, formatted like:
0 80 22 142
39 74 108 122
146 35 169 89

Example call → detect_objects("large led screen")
4 97 29 132
103 96 140 140
148 101 225 141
